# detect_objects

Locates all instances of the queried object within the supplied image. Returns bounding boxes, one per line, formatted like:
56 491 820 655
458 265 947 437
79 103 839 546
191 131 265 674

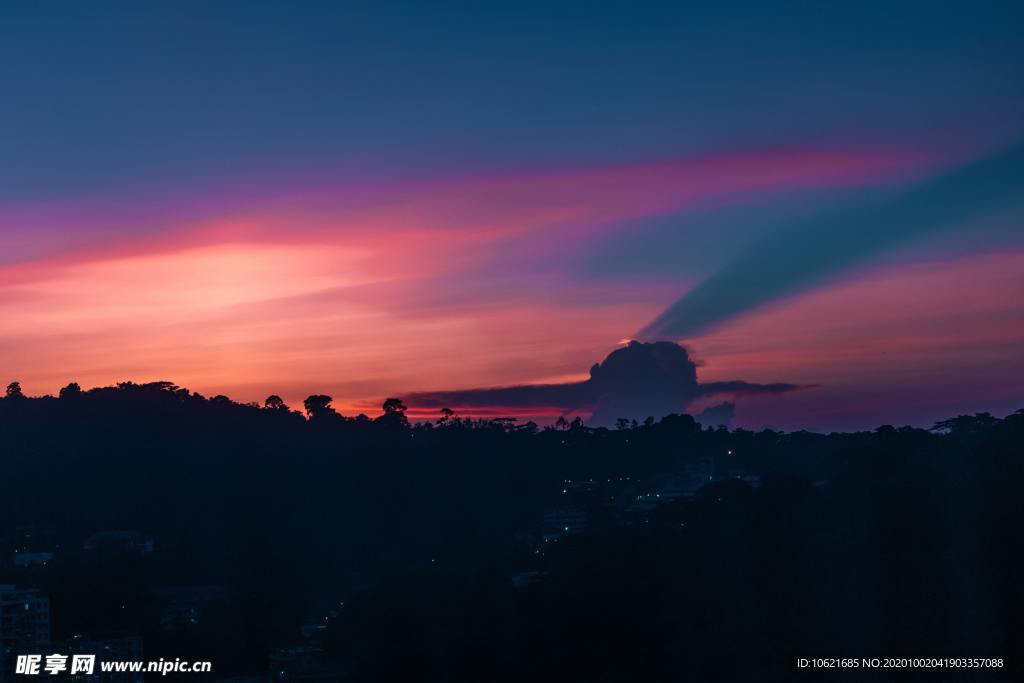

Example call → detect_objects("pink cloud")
0 145 933 414
690 249 1024 430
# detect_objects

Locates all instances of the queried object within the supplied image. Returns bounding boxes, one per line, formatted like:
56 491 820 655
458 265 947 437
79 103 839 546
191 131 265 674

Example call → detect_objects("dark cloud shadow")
639 139 1024 340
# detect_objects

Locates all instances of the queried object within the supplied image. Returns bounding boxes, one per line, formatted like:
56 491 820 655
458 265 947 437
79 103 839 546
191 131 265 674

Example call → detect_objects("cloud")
695 402 735 429
404 341 804 426
639 139 1024 340
0 144 915 409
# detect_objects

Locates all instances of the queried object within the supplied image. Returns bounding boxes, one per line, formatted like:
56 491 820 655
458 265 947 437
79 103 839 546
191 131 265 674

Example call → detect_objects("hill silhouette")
0 380 1021 681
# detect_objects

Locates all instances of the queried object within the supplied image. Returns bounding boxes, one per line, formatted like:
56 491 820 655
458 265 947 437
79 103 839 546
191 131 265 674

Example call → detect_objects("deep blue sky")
2 0 1022 201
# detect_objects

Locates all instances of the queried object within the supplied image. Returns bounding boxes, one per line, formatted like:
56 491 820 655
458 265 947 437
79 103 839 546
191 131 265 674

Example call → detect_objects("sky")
1 0 1022 431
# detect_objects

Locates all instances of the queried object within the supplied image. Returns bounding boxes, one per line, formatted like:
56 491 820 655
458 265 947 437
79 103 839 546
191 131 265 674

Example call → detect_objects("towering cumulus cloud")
639 140 1024 340
405 341 803 426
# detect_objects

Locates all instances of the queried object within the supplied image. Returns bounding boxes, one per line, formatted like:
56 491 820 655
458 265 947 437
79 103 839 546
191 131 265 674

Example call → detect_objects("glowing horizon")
3 1 1022 431
0 146 947 429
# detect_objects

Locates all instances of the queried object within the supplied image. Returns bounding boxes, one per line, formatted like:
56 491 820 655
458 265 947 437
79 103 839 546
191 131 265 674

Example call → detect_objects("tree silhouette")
264 394 289 411
59 382 82 399
377 398 409 428
382 397 407 415
5 381 23 399
931 412 999 436
303 394 337 420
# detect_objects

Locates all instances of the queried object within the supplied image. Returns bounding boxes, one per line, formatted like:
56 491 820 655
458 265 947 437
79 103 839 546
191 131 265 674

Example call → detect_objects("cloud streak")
639 140 1024 340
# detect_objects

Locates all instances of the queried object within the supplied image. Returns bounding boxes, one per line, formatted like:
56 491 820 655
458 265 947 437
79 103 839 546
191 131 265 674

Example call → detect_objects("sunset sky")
2 1 1022 431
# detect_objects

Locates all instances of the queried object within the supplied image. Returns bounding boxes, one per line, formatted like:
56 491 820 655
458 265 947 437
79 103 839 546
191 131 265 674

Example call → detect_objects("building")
158 602 200 630
83 531 154 557
12 551 54 569
0 585 50 683
150 584 227 630
511 570 546 589
269 644 351 682
64 633 143 683
542 505 588 541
